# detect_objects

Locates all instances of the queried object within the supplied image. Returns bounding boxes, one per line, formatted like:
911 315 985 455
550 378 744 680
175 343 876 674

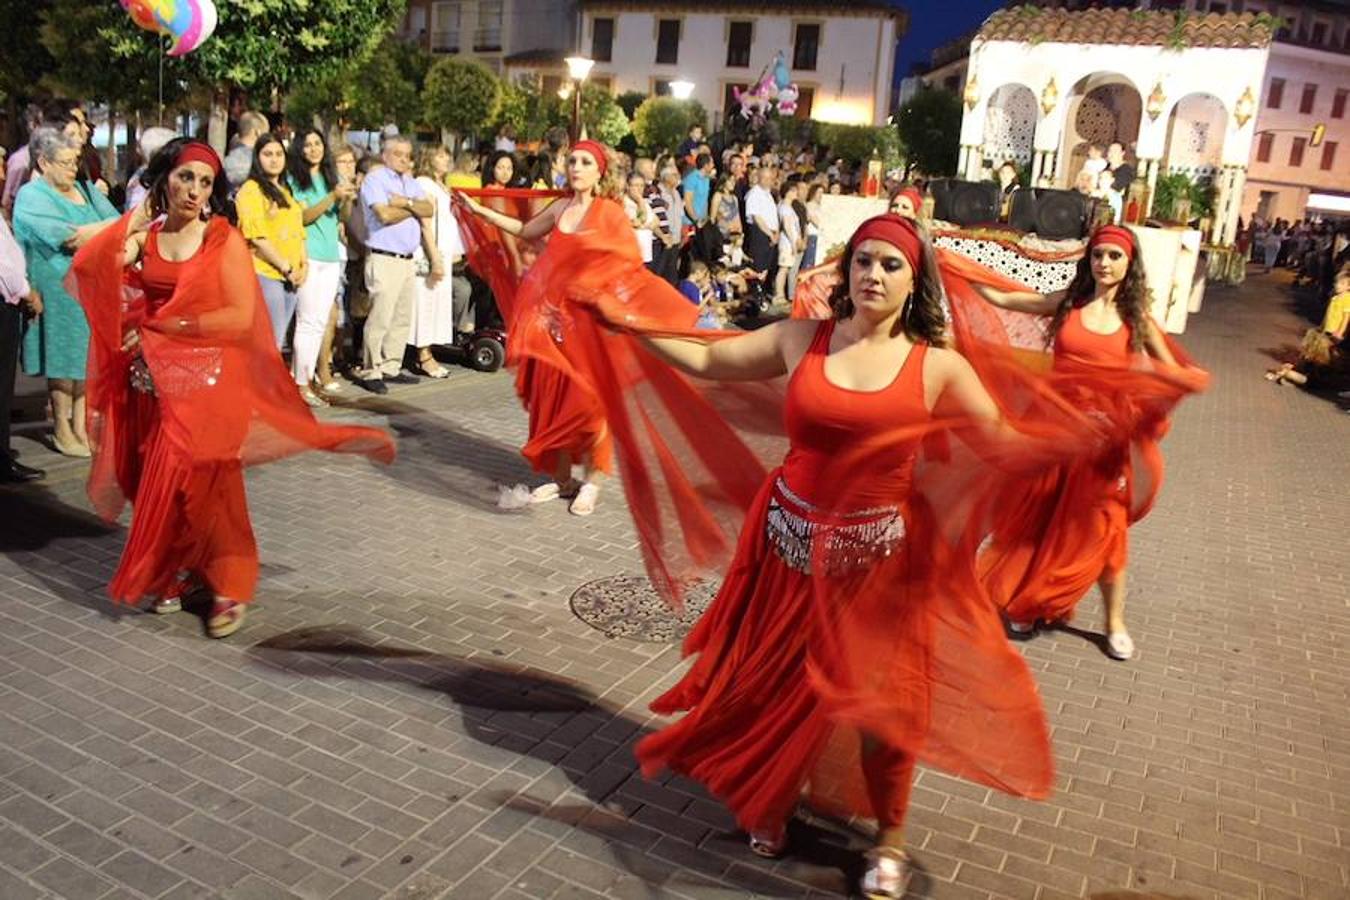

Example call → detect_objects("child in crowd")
1266 265 1350 388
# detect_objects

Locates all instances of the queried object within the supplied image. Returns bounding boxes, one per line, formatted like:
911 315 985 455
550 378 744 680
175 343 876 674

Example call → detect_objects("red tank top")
1053 306 1134 368
141 226 189 313
782 320 929 507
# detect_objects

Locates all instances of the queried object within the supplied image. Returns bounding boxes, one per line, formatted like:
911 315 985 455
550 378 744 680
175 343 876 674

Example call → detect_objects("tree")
190 0 408 94
816 123 901 168
423 57 502 141
0 2 53 143
492 76 566 143
894 86 962 177
632 97 707 153
39 0 193 114
615 90 647 119
578 83 629 147
288 34 430 133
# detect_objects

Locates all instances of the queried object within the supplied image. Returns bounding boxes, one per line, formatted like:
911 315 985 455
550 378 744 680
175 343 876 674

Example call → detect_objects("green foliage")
894 86 962 176
38 0 192 110
1165 11 1191 51
631 96 706 153
190 0 407 92
615 90 647 119
815 123 900 168
1153 171 1214 222
423 57 502 137
579 83 629 146
493 76 566 143
289 34 430 131
0 4 53 105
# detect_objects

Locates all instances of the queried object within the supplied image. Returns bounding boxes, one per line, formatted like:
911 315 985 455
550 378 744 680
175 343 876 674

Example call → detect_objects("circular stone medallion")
569 574 718 642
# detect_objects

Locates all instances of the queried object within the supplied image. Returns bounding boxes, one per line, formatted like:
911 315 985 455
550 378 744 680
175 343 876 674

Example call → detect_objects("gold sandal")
207 600 247 639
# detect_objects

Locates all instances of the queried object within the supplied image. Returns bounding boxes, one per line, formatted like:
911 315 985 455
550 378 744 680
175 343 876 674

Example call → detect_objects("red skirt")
517 359 612 476
981 449 1130 625
107 394 258 604
637 476 915 834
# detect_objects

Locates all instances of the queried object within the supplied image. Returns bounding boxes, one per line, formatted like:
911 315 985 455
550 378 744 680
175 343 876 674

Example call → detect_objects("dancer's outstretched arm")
459 192 562 240
973 283 1063 316
641 318 816 382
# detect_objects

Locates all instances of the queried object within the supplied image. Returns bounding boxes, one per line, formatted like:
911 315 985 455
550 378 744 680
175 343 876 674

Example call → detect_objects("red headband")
174 141 222 177
1090 224 1135 261
571 140 609 177
895 187 923 213
850 213 923 274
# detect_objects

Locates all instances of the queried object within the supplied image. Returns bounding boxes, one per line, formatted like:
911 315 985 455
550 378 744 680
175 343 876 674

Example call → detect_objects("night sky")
893 0 1007 80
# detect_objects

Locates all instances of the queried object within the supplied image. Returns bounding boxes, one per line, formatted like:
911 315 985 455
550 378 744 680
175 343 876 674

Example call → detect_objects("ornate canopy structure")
956 7 1275 246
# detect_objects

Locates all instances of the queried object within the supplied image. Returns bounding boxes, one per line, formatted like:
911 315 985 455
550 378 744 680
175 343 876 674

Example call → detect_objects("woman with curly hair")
457 141 690 515
972 224 1206 660
68 139 394 638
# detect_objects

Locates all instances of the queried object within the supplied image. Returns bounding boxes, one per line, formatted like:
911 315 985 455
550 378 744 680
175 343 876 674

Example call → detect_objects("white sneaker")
1106 631 1135 661
1008 619 1036 635
860 847 910 899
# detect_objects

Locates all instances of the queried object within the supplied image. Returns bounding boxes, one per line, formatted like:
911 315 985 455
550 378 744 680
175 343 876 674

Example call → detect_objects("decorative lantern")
1234 86 1256 128
963 74 980 110
1146 82 1167 121
1040 77 1059 115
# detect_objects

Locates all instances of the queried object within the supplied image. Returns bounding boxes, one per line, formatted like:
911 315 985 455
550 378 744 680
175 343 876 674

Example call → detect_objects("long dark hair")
285 128 336 194
1048 241 1151 352
141 137 234 221
482 150 518 187
827 224 948 347
246 133 291 207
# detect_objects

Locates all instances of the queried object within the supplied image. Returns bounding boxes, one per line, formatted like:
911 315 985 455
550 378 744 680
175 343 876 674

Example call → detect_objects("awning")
1306 192 1350 214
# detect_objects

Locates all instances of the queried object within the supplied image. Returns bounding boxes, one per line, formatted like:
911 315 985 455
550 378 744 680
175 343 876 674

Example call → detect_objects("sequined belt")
765 476 905 576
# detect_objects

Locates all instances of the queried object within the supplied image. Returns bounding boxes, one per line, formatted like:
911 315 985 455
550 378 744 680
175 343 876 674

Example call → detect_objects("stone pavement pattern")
0 271 1346 900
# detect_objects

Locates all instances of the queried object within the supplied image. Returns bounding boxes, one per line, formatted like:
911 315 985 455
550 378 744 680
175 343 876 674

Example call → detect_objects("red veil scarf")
69 213 394 522
457 200 1156 801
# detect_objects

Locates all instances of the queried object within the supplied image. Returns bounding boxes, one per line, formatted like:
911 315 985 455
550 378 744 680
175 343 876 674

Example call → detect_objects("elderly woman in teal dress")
13 127 119 457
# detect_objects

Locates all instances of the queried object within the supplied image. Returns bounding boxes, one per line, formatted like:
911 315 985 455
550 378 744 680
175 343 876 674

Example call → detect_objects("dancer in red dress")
455 141 697 515
70 140 394 637
970 224 1208 660
478 210 1103 897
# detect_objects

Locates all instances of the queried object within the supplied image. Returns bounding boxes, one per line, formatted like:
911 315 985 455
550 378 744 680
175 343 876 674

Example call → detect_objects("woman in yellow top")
235 133 308 348
446 152 482 190
1267 264 1350 387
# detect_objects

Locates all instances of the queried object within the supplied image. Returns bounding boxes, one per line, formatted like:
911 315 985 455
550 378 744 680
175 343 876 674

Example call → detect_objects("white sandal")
860 847 910 899
569 483 600 516
1106 630 1135 661
748 827 787 859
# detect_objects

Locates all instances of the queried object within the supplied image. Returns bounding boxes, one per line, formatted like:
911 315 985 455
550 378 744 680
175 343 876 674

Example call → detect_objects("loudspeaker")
929 179 1001 226
1008 188 1099 240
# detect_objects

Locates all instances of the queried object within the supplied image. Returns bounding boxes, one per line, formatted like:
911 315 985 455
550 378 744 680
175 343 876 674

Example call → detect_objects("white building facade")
398 0 577 72
575 0 907 127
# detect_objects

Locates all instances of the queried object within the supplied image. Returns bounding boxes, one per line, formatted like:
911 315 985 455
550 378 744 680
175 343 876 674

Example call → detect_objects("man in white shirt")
743 166 779 275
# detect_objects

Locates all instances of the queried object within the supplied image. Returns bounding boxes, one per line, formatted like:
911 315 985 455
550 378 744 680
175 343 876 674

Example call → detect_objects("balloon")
119 0 217 57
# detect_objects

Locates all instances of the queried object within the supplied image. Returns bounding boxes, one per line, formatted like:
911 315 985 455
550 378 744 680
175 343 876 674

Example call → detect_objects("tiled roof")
578 0 906 19
977 7 1274 50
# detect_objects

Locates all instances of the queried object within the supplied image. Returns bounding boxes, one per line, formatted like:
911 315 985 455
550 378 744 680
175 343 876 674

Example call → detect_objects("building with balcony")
398 0 577 77
575 0 909 127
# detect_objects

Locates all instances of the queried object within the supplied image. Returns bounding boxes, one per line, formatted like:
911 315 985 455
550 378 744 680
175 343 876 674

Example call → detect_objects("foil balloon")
167 0 217 57
119 0 217 57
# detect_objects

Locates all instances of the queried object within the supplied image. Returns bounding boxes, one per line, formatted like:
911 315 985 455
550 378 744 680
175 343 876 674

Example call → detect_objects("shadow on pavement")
246 626 881 898
0 483 124 617
324 394 537 510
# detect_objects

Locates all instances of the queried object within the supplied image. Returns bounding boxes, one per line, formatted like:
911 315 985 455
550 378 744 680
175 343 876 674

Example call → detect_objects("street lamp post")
565 55 595 143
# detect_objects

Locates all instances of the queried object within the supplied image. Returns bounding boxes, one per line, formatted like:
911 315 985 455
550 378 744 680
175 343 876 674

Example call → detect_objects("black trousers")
1 302 21 456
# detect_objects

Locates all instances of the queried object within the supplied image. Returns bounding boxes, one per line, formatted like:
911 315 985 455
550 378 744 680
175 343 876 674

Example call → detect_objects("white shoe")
151 597 181 614
748 827 787 859
1106 631 1135 661
1008 619 1036 635
569 483 600 516
860 847 910 899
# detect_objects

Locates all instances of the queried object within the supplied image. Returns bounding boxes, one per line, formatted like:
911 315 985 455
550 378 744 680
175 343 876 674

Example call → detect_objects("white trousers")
292 259 342 386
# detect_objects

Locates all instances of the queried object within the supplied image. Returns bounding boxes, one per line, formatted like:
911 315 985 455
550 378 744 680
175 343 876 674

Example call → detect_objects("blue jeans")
258 274 298 350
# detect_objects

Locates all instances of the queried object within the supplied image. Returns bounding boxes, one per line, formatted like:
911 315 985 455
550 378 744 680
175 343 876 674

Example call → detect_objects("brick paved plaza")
0 270 1346 900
